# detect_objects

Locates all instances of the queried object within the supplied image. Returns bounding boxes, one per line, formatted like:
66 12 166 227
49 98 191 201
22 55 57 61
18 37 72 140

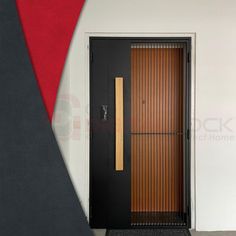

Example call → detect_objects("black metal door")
90 38 131 228
90 38 191 229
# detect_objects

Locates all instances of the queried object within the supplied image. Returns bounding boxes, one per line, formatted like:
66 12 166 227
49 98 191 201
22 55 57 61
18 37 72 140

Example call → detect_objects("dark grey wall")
0 1 93 235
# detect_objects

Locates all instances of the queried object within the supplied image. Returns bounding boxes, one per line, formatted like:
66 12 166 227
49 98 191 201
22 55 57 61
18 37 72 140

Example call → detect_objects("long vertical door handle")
115 77 124 171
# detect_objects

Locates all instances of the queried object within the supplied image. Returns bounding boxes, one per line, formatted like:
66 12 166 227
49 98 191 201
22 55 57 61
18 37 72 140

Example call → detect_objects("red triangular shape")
16 0 85 121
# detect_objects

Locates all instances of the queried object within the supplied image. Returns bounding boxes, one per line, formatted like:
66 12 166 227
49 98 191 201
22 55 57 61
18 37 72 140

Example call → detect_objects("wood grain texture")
131 45 184 214
115 77 124 171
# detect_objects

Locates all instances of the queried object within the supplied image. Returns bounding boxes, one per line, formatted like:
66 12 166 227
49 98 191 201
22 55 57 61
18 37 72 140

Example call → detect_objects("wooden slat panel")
131 45 184 215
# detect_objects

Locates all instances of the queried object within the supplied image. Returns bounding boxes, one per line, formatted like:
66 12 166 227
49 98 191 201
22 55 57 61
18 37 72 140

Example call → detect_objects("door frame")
85 33 196 229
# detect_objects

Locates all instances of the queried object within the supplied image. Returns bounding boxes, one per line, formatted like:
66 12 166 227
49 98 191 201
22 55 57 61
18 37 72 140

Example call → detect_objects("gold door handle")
115 77 124 171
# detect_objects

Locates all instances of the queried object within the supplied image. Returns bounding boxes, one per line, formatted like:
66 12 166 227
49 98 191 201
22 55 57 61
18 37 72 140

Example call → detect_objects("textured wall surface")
0 1 92 235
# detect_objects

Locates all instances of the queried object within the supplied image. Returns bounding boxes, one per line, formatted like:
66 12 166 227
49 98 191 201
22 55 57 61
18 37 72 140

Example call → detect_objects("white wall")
53 0 236 231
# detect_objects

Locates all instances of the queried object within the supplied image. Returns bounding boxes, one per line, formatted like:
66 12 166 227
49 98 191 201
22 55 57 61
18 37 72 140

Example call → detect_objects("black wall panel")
0 1 92 235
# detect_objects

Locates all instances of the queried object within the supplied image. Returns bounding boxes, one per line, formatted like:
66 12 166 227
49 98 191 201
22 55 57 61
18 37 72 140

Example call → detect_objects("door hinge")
187 205 190 216
89 204 92 219
187 129 190 140
187 52 191 63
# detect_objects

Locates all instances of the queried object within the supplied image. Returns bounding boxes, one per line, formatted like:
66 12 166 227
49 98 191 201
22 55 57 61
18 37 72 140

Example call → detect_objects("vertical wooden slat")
165 47 169 211
131 49 133 210
141 46 144 213
158 48 162 212
179 48 184 213
152 47 155 212
171 48 175 210
131 48 135 211
154 46 157 212
168 47 172 213
144 46 148 213
161 47 164 211
174 47 178 211
148 46 151 213
136 47 139 213
177 48 181 211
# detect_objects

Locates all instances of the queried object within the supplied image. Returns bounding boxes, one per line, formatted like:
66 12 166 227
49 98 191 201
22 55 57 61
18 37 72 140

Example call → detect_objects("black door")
90 39 131 228
90 38 191 229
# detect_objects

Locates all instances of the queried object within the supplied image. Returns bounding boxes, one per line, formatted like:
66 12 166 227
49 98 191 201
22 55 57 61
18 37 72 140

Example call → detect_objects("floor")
93 229 236 236
190 232 236 236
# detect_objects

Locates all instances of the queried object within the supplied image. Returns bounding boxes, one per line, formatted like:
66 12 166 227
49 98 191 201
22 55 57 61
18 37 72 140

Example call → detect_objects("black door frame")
89 37 191 229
